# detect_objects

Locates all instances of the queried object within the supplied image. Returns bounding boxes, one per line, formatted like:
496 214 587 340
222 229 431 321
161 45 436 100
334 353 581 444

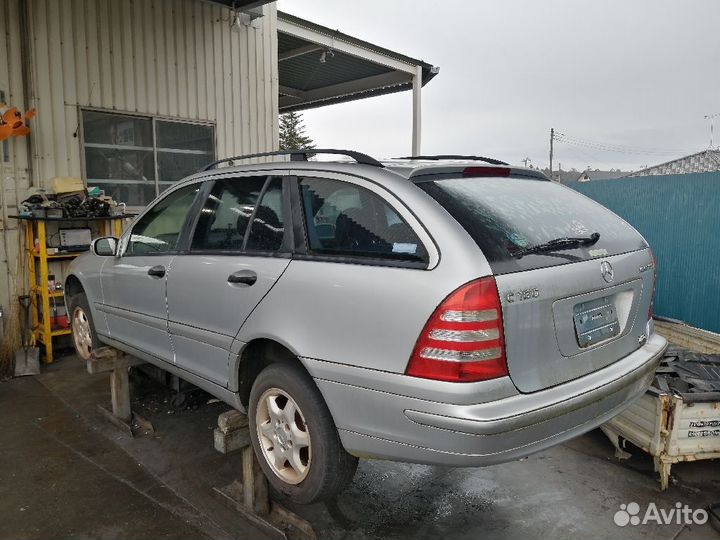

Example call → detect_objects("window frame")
290 172 435 270
180 172 294 258
79 107 216 210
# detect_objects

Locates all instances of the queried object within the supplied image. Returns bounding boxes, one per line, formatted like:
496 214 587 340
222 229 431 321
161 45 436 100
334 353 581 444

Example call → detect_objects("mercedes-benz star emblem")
600 261 614 283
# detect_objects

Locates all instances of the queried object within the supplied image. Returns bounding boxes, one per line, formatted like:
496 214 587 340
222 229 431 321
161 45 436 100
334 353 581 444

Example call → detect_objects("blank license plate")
573 296 620 347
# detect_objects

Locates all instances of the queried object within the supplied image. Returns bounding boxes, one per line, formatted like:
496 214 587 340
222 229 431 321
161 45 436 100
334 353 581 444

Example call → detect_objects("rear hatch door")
417 174 654 392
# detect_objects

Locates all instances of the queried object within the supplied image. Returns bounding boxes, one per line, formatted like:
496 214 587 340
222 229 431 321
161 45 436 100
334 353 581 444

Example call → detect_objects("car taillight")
648 251 657 319
406 277 508 383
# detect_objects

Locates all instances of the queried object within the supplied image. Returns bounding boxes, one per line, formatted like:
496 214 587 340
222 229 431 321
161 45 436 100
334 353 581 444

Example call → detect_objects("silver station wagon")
66 150 667 503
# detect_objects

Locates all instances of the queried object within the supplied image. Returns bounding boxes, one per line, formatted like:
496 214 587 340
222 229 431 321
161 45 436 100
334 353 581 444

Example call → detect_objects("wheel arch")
64 274 85 300
234 337 313 410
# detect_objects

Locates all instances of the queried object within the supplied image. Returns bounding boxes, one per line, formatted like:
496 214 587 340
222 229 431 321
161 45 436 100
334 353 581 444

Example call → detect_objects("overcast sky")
277 0 720 171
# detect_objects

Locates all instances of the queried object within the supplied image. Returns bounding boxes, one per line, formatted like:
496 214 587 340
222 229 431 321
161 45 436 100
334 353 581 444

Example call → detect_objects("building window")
82 110 215 206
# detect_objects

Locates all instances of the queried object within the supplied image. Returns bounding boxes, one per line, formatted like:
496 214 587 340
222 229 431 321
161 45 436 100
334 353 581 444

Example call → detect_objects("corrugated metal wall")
0 0 31 314
28 0 279 182
568 173 720 333
0 0 279 310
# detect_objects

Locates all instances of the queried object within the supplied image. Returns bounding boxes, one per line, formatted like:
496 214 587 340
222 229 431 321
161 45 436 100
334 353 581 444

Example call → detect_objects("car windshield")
417 176 647 273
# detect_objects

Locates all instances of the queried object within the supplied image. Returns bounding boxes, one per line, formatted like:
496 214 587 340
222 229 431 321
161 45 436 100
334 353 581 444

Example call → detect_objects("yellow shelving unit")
16 215 125 363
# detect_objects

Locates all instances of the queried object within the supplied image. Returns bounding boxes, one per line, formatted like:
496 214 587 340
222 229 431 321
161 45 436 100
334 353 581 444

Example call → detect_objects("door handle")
147 265 166 278
227 270 257 286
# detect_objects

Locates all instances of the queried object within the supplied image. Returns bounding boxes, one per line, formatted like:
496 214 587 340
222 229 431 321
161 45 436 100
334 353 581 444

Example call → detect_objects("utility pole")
521 157 532 167
549 128 554 180
704 113 719 148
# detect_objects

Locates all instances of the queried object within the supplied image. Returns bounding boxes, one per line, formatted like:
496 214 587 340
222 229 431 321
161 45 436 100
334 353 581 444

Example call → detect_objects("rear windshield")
418 177 646 274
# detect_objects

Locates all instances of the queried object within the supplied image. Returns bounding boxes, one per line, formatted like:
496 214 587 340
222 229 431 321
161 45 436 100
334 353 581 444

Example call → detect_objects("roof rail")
201 149 384 171
394 155 509 166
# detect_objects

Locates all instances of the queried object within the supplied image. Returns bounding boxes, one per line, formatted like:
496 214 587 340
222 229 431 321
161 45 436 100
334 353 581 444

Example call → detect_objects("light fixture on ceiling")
319 49 334 64
229 2 264 31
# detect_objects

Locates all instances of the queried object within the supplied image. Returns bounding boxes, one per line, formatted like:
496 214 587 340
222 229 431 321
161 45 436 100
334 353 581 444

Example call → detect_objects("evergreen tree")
279 112 315 150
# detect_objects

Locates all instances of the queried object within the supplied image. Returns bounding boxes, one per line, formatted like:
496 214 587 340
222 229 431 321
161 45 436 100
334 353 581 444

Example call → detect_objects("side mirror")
91 237 119 257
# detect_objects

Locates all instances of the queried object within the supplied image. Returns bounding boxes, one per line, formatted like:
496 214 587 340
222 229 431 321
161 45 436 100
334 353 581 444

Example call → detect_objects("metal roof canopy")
202 0 271 10
277 11 439 154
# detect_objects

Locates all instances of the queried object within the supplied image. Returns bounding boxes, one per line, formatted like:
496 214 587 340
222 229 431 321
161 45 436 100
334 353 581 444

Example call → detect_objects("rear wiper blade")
512 232 600 259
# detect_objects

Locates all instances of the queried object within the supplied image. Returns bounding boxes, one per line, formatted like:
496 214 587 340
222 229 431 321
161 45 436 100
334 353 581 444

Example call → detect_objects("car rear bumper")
307 332 667 466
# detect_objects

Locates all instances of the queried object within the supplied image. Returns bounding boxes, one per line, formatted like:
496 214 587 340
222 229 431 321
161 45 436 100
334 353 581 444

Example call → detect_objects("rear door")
101 182 202 362
165 174 291 385
418 175 654 392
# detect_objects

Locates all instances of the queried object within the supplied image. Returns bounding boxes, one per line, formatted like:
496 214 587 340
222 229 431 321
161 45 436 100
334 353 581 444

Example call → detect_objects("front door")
101 183 201 363
166 175 291 385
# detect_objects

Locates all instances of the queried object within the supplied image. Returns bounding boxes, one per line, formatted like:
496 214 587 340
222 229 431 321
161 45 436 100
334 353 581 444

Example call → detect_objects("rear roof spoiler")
409 165 550 181
394 155 509 166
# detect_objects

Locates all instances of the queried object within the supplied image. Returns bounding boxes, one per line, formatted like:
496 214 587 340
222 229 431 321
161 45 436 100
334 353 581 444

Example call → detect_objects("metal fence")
566 172 720 334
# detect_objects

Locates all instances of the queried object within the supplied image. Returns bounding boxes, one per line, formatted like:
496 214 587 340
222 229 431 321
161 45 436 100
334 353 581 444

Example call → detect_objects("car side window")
126 184 199 255
246 177 286 252
298 177 428 263
190 176 267 251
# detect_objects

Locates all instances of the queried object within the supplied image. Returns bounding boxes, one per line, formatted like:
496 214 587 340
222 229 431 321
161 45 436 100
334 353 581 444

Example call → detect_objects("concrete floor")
1 355 718 540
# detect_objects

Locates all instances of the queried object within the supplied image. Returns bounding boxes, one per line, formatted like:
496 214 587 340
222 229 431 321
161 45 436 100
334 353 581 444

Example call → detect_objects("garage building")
0 0 437 317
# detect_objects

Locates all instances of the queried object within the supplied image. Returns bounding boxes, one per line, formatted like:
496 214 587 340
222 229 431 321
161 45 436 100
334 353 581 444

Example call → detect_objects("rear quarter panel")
236 175 492 374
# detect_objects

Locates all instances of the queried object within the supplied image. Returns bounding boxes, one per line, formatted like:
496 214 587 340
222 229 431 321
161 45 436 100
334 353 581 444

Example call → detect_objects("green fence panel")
567 172 720 333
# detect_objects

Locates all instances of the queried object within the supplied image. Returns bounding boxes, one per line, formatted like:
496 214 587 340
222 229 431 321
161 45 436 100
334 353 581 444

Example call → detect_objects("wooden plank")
241 446 254 511
110 367 132 422
218 409 249 432
655 320 720 354
213 426 251 454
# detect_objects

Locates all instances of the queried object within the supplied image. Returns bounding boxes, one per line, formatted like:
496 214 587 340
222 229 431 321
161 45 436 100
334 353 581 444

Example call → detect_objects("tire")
68 291 102 361
248 361 358 504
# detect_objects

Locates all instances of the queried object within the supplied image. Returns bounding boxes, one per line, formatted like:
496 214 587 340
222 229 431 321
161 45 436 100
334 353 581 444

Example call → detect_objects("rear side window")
299 177 427 264
418 177 646 273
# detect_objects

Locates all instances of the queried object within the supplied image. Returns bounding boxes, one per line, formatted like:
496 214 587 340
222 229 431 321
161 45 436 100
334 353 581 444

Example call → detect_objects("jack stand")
86 347 154 437
213 410 316 540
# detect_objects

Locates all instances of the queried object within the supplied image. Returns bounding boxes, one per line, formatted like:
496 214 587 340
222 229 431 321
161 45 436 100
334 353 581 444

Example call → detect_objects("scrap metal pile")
655 345 720 396
19 178 125 219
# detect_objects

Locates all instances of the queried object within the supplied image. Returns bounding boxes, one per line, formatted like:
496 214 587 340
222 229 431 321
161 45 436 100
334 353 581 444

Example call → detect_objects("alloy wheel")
71 306 93 360
255 387 311 484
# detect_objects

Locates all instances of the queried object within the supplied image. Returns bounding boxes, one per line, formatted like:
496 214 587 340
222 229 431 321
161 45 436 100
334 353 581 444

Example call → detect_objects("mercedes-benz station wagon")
66 150 667 503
